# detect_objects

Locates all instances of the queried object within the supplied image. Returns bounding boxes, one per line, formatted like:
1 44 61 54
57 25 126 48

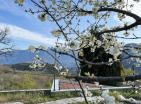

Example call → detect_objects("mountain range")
0 44 141 74
0 49 77 70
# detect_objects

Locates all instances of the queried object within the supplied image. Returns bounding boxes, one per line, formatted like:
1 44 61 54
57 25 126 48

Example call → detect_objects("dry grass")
0 65 54 103
0 65 53 90
0 92 48 104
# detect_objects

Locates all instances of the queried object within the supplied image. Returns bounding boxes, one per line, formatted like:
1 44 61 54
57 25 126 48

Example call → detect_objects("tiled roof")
59 79 99 90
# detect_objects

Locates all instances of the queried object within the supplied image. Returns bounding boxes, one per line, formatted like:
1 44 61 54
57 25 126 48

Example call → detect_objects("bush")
121 68 134 77
110 89 141 101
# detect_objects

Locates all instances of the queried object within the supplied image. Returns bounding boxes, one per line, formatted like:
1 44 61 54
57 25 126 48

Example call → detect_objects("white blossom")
29 54 46 70
91 46 96 52
96 40 102 48
108 58 113 63
118 95 126 101
67 40 80 50
130 57 134 61
80 86 93 97
118 13 125 20
109 47 120 56
28 45 36 53
84 72 90 76
15 0 25 5
51 30 62 37
79 51 84 57
135 58 141 63
135 90 138 94
92 7 99 17
29 64 36 69
38 13 47 22
38 45 48 50
56 43 70 52
54 64 63 71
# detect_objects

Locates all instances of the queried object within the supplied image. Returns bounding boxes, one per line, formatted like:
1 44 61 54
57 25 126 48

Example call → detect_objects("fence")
0 86 140 93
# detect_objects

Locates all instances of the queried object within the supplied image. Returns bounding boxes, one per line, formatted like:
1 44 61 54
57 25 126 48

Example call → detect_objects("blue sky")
0 0 60 50
0 0 141 50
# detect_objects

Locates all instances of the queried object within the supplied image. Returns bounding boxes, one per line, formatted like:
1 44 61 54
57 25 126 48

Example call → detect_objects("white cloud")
123 0 141 22
126 1 141 16
114 1 141 23
0 23 64 47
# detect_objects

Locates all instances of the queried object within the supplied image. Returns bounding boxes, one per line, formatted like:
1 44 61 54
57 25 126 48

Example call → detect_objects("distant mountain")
0 43 141 74
121 43 141 74
0 49 77 70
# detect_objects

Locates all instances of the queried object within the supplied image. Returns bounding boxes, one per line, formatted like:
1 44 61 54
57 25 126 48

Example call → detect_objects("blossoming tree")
0 28 12 55
15 0 141 83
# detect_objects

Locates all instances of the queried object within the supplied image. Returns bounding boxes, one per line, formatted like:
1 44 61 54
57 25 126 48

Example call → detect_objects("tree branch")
79 7 141 35
99 22 139 35
66 74 141 82
98 8 141 21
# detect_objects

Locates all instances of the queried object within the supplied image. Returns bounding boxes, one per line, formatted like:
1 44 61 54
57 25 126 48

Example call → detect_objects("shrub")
121 68 134 77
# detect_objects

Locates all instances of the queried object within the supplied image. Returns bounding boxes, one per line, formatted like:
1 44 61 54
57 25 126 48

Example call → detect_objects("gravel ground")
39 97 104 104
2 97 124 104
2 102 23 104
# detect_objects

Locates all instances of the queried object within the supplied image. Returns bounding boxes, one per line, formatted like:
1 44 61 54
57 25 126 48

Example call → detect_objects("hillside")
8 63 59 75
0 65 53 90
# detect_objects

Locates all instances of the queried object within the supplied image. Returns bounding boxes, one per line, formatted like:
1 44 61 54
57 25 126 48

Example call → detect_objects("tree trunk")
79 47 123 85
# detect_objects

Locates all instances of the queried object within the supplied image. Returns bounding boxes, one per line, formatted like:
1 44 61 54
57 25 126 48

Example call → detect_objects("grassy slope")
0 65 53 90
0 65 51 103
